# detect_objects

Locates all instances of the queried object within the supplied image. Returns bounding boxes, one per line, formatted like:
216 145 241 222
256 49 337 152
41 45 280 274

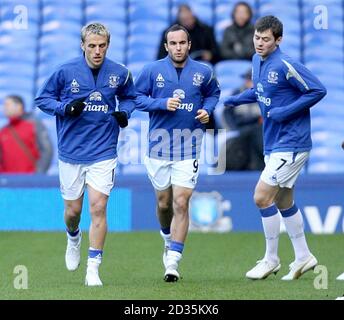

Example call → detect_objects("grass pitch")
0 232 343 300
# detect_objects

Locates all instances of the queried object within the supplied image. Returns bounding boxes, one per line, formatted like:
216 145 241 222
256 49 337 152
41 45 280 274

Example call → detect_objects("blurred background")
0 0 343 233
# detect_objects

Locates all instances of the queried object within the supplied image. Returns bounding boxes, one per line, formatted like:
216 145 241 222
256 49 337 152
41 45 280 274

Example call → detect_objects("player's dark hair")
164 24 191 43
255 15 283 40
6 95 25 108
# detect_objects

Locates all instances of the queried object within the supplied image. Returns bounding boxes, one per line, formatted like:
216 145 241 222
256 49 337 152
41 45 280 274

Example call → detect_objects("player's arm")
201 69 221 116
268 60 327 122
134 67 169 112
224 87 256 107
35 69 87 117
34 69 67 116
116 69 136 119
112 69 137 128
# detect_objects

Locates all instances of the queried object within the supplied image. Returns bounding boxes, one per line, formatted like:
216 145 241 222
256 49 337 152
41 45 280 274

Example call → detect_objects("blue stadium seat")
127 46 157 65
85 0 126 22
215 60 251 78
0 63 35 78
258 2 302 60
306 60 344 79
127 20 168 64
129 0 169 22
308 160 344 173
42 1 82 24
215 60 251 96
127 62 147 80
302 0 344 76
308 137 344 173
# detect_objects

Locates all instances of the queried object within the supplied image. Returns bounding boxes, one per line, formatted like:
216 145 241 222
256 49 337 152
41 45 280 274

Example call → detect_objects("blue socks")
280 203 298 218
259 204 279 217
66 228 79 237
170 241 184 254
161 227 171 235
88 248 103 260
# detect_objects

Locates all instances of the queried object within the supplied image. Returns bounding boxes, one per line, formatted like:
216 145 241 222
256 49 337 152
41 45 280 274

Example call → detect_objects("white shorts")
59 158 117 200
144 156 199 191
260 151 309 188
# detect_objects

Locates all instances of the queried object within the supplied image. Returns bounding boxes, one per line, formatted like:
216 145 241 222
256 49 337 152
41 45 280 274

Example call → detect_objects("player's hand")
65 99 85 117
166 98 181 111
112 111 128 128
195 109 209 124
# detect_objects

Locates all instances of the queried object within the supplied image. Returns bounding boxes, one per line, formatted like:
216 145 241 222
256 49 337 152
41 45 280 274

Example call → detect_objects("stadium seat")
215 60 252 97
127 19 168 65
129 0 169 22
215 60 251 78
127 62 147 80
85 0 126 22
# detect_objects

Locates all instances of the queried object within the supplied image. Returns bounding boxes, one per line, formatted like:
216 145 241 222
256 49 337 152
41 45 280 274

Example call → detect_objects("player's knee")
157 194 172 213
90 201 106 218
65 204 82 218
254 192 272 209
158 200 172 214
173 195 189 214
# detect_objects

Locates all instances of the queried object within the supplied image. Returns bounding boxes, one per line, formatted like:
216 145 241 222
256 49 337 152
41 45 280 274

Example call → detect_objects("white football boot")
85 259 103 286
336 272 344 281
164 251 182 282
281 254 318 280
246 259 281 280
65 231 82 271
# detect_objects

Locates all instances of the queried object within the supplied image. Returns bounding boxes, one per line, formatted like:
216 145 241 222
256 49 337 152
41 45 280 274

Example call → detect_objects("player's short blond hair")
81 22 110 44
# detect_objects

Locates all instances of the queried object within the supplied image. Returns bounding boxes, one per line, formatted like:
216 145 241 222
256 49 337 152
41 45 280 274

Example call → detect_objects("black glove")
65 99 85 117
112 111 128 128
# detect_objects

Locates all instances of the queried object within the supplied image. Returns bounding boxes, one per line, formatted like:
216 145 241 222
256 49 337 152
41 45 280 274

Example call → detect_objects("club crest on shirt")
109 74 120 88
268 71 279 84
193 72 204 86
71 79 80 93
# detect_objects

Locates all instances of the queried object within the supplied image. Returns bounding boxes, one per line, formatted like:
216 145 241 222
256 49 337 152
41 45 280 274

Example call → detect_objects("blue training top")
135 56 220 160
225 47 327 155
35 56 136 164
